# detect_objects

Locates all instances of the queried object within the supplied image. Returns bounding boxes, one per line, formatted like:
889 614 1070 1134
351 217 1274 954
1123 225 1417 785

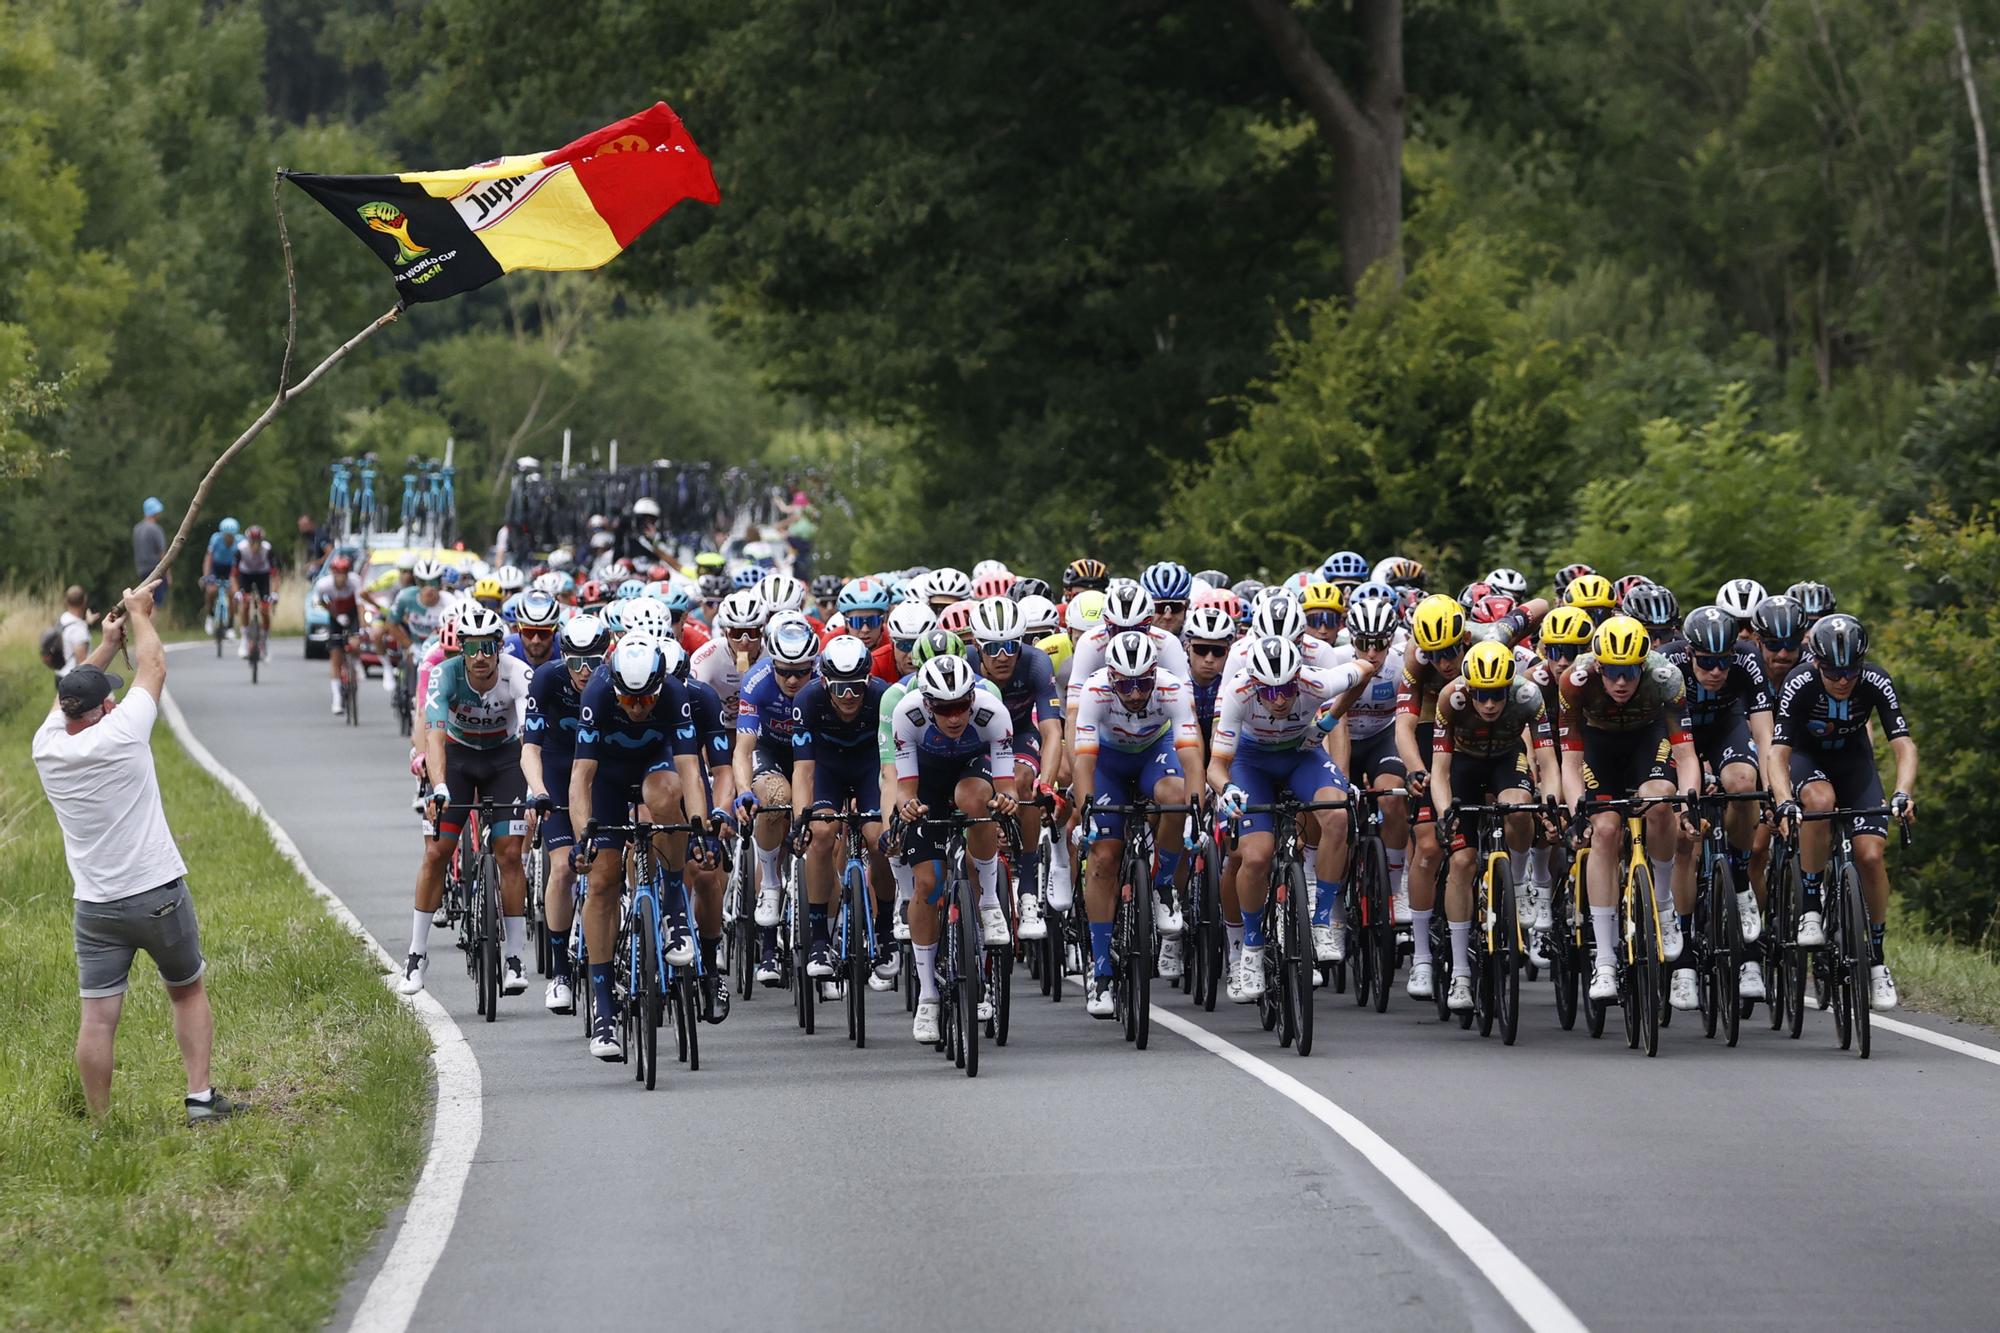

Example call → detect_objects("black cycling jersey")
1772 663 1908 753
1665 645 1773 731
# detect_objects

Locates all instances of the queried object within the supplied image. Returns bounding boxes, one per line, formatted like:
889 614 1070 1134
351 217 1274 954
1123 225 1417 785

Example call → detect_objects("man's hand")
108 582 159 626
734 791 761 819
527 790 553 816
1891 790 1916 825
1775 799 1801 838
992 790 1019 818
426 783 452 820
897 796 926 823
1407 768 1431 798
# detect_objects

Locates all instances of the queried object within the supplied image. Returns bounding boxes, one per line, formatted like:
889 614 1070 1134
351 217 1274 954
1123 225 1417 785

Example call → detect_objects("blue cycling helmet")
1319 550 1369 583
1349 579 1398 605
1140 561 1193 602
440 566 463 589
732 566 762 590
664 584 698 615
889 578 921 605
616 577 647 601
838 576 893 614
600 600 629 634
219 517 241 537
500 592 523 626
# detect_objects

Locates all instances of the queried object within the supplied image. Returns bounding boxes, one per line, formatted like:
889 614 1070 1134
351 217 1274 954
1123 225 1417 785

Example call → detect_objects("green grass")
0 612 429 1331
1887 905 2000 1030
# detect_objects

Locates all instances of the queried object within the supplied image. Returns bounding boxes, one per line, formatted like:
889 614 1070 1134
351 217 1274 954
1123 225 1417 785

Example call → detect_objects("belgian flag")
285 103 720 303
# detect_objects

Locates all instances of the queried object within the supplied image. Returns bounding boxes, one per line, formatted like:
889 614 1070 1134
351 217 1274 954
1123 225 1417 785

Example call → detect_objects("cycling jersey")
791 677 890 764
685 677 732 772
390 586 450 642
234 538 273 575
735 657 808 750
689 636 759 708
1665 646 1774 730
574 671 697 769
1210 660 1367 759
1433 677 1555 759
1345 645 1405 742
1558 652 1692 738
876 674 1000 766
206 531 237 570
1772 663 1908 753
968 644 1063 733
313 573 362 618
677 619 711 653
1071 667 1200 756
1189 674 1223 743
889 691 1015 782
424 653 533 749
1065 626 1191 713
869 639 901 685
522 659 586 766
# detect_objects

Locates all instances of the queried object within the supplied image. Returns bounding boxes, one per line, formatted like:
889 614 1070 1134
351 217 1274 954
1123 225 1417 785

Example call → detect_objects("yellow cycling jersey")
1037 630 1073 673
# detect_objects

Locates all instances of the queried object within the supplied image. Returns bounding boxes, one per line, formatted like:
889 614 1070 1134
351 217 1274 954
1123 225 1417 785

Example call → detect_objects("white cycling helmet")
1101 583 1155 630
766 614 820 666
412 558 446 583
1715 578 1767 622
714 589 767 632
559 613 610 657
531 571 567 597
620 631 686 681
545 548 574 571
917 654 977 704
514 589 562 629
1066 591 1106 634
1244 634 1303 688
395 551 419 572
494 564 527 594
608 638 668 696
969 596 1024 644
456 605 505 641
1185 606 1236 643
622 597 672 640
1017 593 1060 636
1345 596 1400 639
631 496 662 519
1484 567 1528 599
758 572 807 615
819 634 872 682
1251 593 1306 642
970 558 1010 581
1105 630 1159 678
885 602 937 640
926 566 972 603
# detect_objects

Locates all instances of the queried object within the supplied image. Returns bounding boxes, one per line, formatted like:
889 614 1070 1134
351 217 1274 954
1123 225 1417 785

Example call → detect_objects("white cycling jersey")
1065 625 1191 713
1345 643 1406 741
689 637 759 708
889 691 1015 782
1072 667 1201 756
1210 661 1367 760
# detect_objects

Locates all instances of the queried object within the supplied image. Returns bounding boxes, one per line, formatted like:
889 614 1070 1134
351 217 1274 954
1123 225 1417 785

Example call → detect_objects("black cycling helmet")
1681 605 1736 656
1553 562 1595 600
1785 580 1836 625
810 574 843 601
1008 575 1051 601
1750 594 1803 641
1230 578 1265 604
1063 557 1109 591
1807 613 1867 669
697 572 731 600
1621 582 1679 631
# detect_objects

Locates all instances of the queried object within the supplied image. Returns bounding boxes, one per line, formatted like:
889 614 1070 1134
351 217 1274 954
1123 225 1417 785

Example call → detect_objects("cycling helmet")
1539 605 1596 648
545 548 574 572
608 638 668 696
938 599 976 635
889 578 922 605
766 615 820 666
838 577 892 614
1244 634 1303 687
1411 594 1467 653
578 579 610 607
1563 572 1616 610
1593 615 1650 666
1319 550 1370 584
1066 589 1106 634
438 609 463 655
910 628 965 667
599 601 629 635
1279 570 1314 600
1105 630 1160 678
1140 561 1193 602
1785 580 1836 624
1185 606 1237 643
531 570 567 597
1611 574 1654 604
1715 578 1767 622
559 613 610 657
1193 568 1230 591
1375 556 1426 588
1750 594 1802 640
396 551 418 572
694 551 726 572
219 517 241 537
971 558 1011 582
1008 576 1051 602
1063 558 1109 591
515 590 562 629
1681 605 1736 656
927 567 973 604
810 574 843 602
758 572 808 615
1018 594 1061 636
819 635 872 683
972 571 1014 601
1101 583 1156 630
246 524 266 542
1463 640 1516 689
714 589 767 631
1345 596 1399 641
1807 612 1866 668
970 596 1024 644
1230 578 1266 604
698 572 732 600
1554 562 1596 600
611 577 643 601
731 566 762 590
1484 567 1529 599
495 564 527 594
623 598 672 640
457 605 505 642
1457 581 1494 609
330 555 355 574
1301 581 1347 614
664 583 698 616
1621 582 1678 630
1251 594 1306 641
917 654 977 705
1349 580 1398 605
886 602 937 640
1469 593 1517 625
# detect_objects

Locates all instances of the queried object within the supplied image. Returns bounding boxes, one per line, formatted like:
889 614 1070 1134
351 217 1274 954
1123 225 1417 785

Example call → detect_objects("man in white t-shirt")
57 585 93 675
31 586 246 1124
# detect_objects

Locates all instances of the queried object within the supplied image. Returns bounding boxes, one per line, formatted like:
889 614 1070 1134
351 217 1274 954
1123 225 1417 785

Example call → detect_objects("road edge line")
1869 1013 2000 1067
1147 1003 1589 1333
159 682 479 1333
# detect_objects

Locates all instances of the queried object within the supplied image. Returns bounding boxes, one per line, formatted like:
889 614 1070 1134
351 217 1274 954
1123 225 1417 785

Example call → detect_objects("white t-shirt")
58 611 90 674
31 691 188 903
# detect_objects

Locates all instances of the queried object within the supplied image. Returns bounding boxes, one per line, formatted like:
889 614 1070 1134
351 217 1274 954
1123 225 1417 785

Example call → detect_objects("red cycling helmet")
1470 593 1517 625
329 555 353 573
938 599 976 635
972 573 1014 601
577 579 606 607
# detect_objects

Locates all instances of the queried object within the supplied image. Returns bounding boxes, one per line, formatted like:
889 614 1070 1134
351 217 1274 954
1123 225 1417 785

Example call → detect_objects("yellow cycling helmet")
472 577 505 606
1463 639 1516 689
1540 605 1596 648
1593 614 1651 666
1065 589 1107 634
1564 572 1615 609
1302 580 1347 614
1411 594 1467 653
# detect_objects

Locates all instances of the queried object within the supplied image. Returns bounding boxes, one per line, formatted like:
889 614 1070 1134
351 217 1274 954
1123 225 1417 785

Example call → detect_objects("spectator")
58 586 94 675
297 513 329 570
132 498 168 610
30 587 246 1125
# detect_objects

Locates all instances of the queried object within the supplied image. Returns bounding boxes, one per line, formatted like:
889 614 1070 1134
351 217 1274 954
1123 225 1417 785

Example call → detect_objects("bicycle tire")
1844 862 1871 1059
1366 840 1394 1014
674 973 690 1063
1285 860 1313 1057
791 861 814 1035
1495 857 1520 1046
846 865 868 1050
955 875 980 1078
1719 862 1743 1048
480 853 501 1023
1134 873 1153 1051
1199 853 1224 1011
1351 881 1373 1009
683 974 701 1070
1550 858 1579 1031
638 907 660 1090
1475 863 1498 1039
1428 906 1452 1025
1831 861 1853 1051
1633 863 1660 1057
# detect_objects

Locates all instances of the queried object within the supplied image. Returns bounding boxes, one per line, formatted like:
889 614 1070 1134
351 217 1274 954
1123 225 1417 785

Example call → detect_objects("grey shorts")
74 879 206 998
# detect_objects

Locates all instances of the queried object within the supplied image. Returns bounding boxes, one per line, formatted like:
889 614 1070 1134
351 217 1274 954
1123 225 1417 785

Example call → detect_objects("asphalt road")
165 642 2000 1333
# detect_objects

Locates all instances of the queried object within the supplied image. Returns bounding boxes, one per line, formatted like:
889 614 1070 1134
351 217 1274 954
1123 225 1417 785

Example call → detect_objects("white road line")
1147 1004 1590 1333
159 682 479 1333
1868 1014 2000 1068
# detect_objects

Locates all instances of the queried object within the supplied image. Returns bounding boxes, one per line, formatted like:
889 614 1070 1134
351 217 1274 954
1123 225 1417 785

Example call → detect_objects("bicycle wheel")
1830 862 1853 1052
1632 864 1660 1057
1348 880 1372 1009
1199 854 1224 1012
790 863 813 1034
734 861 758 1003
1495 858 1521 1046
1429 907 1452 1025
1550 861 1579 1031
844 867 867 1048
1366 840 1394 1014
480 854 501 1023
528 849 549 977
1843 863 1871 1059
1717 860 1743 1048
682 974 701 1070
955 876 980 1078
1134 874 1153 1051
637 910 660 1090
1284 860 1313 1057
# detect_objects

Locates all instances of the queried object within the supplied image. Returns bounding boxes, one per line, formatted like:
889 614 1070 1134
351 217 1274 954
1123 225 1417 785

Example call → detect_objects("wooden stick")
1956 15 2000 299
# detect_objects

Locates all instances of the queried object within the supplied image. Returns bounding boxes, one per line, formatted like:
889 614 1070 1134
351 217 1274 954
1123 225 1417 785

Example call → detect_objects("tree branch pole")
1954 15 2000 300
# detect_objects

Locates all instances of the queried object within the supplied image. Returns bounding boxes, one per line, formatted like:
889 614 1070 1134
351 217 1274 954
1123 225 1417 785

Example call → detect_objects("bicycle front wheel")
1494 858 1520 1046
479 854 501 1023
845 866 868 1050
1285 861 1314 1057
1632 863 1660 1057
637 910 661 1090
1843 861 1870 1059
1133 875 1153 1051
955 875 980 1078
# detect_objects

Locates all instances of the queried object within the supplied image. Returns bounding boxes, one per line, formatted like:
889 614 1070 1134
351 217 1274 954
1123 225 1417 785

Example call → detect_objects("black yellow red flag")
284 103 719 302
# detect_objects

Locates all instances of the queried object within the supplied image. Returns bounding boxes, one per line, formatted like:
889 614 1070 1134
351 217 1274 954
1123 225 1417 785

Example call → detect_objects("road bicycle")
388 647 416 737
1230 793 1347 1058
1338 785 1405 1014
204 576 232 656
1780 805 1912 1060
1086 798 1195 1051
1439 798 1549 1046
331 617 360 725
797 808 887 1049
1183 799 1227 1011
593 816 708 1090
241 591 271 685
1687 787 1770 1048
431 795 528 1023
1574 793 1695 1057
1542 831 1584 1032
1022 789 1068 1007
897 809 1006 1078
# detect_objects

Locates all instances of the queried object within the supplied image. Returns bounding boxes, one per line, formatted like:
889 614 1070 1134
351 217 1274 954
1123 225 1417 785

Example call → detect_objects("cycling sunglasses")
724 626 761 641
1154 600 1188 616
1305 611 1344 630
1189 642 1231 658
1761 637 1802 653
828 678 867 699
1420 646 1464 666
1352 633 1393 653
1111 673 1156 696
1543 643 1581 662
1470 685 1510 703
1256 682 1299 705
931 695 973 718
774 665 812 681
1693 654 1734 672
845 612 884 630
615 691 658 711
891 636 919 653
980 639 1021 658
1818 663 1861 682
1602 663 1642 684
564 653 604 673
462 639 500 659
518 626 555 641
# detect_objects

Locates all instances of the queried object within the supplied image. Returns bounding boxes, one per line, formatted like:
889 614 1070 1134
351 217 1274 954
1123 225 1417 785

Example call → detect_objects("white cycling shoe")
753 886 782 929
867 965 897 993
1311 924 1345 963
1738 890 1762 944
1739 961 1766 1000
1588 963 1618 1002
664 928 695 968
1869 964 1899 1011
1232 947 1266 1002
1405 960 1435 1000
979 904 1010 948
892 903 911 942
1658 910 1684 963
1017 896 1047 941
912 1000 941 1044
1796 911 1827 948
1391 881 1411 925
977 993 994 1022
1086 976 1116 1017
1157 937 1183 980
432 904 450 927
1153 891 1184 937
395 952 429 996
1530 884 1553 931
502 957 528 996
589 1019 623 1061
545 977 575 1013
1669 969 1699 1011
1446 973 1474 1012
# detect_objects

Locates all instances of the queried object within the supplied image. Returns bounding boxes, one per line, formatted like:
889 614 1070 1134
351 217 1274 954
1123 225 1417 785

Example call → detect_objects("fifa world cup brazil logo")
357 201 429 264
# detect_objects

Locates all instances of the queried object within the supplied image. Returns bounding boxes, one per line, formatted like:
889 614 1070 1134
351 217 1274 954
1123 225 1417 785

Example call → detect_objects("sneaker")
1446 973 1473 1012
1669 969 1699 1011
1588 963 1618 1002
1869 964 1898 1011
1406 960 1435 1000
1739 961 1766 1000
756 951 783 987
1233 947 1266 1002
1086 976 1116 1017
701 973 731 1024
892 902 911 942
395 952 429 996
502 956 528 995
913 1000 941 1043
1658 910 1684 963
589 1017 622 1060
1312 923 1345 963
1796 911 1826 948
1738 890 1762 944
1017 895 1047 941
754 886 782 928
1157 937 1183 980
1154 890 1184 937
807 942 834 979
185 1091 249 1126
980 903 1010 948
545 976 575 1013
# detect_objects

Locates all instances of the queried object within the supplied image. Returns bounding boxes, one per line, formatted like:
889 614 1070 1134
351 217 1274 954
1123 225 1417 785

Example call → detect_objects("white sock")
1591 906 1618 963
914 943 938 1001
503 915 526 958
331 679 343 705
410 909 433 957
187 1087 213 1103
757 844 782 889
892 860 914 908
973 854 1000 905
1449 920 1471 975
1047 847 1074 913
1387 846 1407 886
1509 849 1530 889
1225 922 1243 951
1650 857 1676 916
1411 909 1434 963
1528 845 1550 885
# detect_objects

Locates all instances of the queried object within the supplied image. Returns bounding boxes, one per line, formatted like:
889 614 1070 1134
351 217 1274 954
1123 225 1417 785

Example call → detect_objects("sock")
1650 857 1675 914
1387 845 1407 885
973 854 1000 900
1018 848 1040 895
503 915 526 959
187 1087 214 1104
1411 909 1434 964
1153 848 1183 890
1510 850 1529 886
699 935 722 971
410 908 434 957
1225 922 1244 951
1801 871 1824 910
1089 922 1114 978
590 962 615 1022
1677 913 1693 941
549 928 571 979
1242 907 1266 949
1450 920 1471 976
1870 921 1886 965
808 902 829 945
1313 878 1342 927
1591 907 1618 964
914 943 938 1001
893 860 915 908
1528 845 1550 885
330 679 342 705
757 844 782 889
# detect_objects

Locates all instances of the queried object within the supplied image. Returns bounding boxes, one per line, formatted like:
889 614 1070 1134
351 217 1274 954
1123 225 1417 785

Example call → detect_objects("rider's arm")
731 730 757 797
521 741 547 800
424 724 448 791
1889 734 1918 804
1205 685 1241 797
1766 742 1794 806
568 758 596 836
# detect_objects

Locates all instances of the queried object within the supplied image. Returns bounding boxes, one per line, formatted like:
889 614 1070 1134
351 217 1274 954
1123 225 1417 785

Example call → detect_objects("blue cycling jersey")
790 677 888 762
735 657 806 745
206 532 237 568
523 659 585 766
575 668 698 770
685 677 732 769
967 644 1062 730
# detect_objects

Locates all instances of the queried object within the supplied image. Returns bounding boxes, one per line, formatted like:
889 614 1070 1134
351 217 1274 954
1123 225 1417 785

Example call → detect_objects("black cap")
58 665 123 717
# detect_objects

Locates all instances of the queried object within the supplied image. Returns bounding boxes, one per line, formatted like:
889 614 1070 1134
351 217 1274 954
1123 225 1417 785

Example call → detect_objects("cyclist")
233 524 278 657
402 606 535 999
312 554 372 714
1320 550 1371 595
732 615 822 985
965 596 1066 942
878 601 936 684
1207 635 1372 1002
663 584 710 653
696 571 732 627
1062 557 1110 602
1429 641 1560 1012
1140 561 1193 638
890 655 1019 1044
522 612 610 1014
201 517 240 645
1340 593 1412 923
1748 594 1806 681
1562 571 1618 627
503 590 563 670
1070 632 1204 1013
1769 613 1917 1011
691 588 767 708
566 637 711 1059
810 573 844 624
1716 578 1767 642
1785 580 1836 630
1394 594 1476 1000
387 559 453 658
1065 584 1191 724
1559 615 1698 1004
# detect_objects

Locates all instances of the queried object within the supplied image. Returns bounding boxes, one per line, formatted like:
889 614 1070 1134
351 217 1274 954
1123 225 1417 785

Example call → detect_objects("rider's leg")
1084 838 1121 979
1587 807 1622 968
908 858 940 1001
1853 833 1890 960
957 776 1000 907
1639 777 1681 928
1445 843 1477 978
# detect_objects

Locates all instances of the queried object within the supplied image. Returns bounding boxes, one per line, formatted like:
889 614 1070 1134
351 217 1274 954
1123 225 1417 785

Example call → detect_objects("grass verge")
0 595 429 1331
1887 905 2000 1030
